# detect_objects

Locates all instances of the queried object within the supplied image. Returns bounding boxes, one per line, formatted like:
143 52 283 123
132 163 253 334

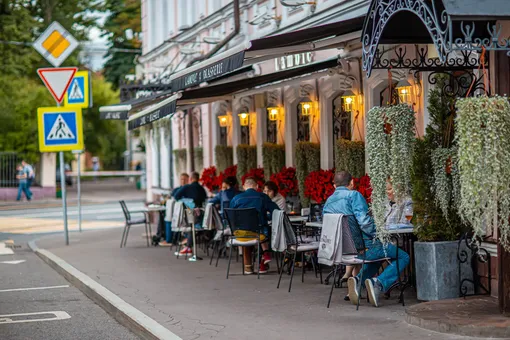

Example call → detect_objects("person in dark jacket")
174 172 207 255
171 173 189 197
229 177 279 274
209 176 239 217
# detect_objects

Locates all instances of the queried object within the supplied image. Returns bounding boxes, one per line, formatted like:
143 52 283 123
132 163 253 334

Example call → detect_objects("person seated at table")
263 181 286 211
172 173 189 197
229 177 279 275
209 176 239 217
174 172 207 254
384 179 413 228
323 171 410 307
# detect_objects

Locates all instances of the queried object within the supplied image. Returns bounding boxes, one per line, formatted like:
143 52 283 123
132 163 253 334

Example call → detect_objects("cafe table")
144 204 166 243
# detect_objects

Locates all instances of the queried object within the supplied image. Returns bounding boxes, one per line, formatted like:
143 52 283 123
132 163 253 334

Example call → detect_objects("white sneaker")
347 277 360 306
365 278 382 307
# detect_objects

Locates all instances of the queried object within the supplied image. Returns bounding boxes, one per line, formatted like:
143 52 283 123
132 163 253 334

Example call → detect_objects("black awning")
100 90 174 120
179 58 338 102
170 16 363 92
128 94 180 130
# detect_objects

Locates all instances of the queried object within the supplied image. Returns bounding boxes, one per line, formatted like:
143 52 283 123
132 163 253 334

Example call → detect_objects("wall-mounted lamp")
218 115 229 127
396 80 412 105
267 107 280 121
341 90 356 112
238 113 250 126
300 102 313 116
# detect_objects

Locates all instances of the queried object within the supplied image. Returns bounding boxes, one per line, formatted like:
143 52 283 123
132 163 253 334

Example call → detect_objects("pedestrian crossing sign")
63 71 92 108
37 106 84 152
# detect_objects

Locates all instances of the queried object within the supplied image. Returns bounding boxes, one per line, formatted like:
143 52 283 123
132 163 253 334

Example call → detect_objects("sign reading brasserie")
128 98 177 130
275 52 313 71
171 50 245 91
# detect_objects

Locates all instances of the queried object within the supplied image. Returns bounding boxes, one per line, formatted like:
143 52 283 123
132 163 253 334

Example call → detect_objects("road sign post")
73 150 83 233
59 150 69 245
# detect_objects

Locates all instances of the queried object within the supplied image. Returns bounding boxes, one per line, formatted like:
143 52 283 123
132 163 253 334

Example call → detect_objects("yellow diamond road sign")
33 21 79 67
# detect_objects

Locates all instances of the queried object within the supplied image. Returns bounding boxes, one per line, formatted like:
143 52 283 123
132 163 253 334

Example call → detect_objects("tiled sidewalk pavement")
36 228 493 340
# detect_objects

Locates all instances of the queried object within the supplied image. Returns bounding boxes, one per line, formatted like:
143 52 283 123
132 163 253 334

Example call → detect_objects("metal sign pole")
59 150 69 245
77 151 82 232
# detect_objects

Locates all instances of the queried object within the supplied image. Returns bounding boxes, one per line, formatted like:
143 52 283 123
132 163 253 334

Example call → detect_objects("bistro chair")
274 211 322 292
325 215 392 310
119 200 151 248
224 208 263 279
172 202 193 259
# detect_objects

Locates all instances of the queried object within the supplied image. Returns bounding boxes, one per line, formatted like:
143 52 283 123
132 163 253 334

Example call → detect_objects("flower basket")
270 167 298 197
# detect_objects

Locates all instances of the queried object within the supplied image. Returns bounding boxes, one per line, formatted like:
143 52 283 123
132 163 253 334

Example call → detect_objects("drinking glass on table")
403 205 413 224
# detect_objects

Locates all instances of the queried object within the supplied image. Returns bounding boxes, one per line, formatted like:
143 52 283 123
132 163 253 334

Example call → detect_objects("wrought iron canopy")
362 0 510 75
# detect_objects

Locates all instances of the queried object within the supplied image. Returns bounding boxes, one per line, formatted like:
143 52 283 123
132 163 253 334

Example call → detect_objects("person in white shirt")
263 181 286 211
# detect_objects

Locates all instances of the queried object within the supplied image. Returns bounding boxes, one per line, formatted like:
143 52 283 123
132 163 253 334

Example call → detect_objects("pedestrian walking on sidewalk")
21 160 34 197
16 164 32 201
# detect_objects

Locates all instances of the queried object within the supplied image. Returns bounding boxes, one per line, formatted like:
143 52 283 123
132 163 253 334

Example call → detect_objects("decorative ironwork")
371 46 484 71
362 0 510 75
332 96 352 143
362 0 450 76
267 109 277 144
457 233 491 297
455 22 510 57
297 101 310 142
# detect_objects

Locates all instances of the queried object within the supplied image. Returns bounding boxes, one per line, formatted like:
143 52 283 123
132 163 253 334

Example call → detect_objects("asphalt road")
0 241 140 340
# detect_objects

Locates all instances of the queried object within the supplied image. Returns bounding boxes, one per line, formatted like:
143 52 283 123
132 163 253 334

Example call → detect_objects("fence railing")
0 152 21 188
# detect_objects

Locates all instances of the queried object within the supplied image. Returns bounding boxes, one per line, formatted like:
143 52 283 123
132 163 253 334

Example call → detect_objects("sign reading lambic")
128 94 180 130
171 51 245 91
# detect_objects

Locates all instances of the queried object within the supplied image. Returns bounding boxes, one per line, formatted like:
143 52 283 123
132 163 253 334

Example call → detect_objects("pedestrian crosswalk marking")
68 79 84 100
47 114 75 140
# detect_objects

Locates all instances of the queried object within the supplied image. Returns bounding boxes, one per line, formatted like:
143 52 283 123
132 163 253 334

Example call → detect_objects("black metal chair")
119 200 152 248
224 208 263 279
326 215 393 310
277 213 322 292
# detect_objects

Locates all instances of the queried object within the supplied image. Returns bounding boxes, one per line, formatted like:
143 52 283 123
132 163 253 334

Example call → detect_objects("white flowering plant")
456 96 510 250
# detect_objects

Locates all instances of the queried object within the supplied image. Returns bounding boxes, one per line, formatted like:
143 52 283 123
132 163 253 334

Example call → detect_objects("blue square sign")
37 107 83 152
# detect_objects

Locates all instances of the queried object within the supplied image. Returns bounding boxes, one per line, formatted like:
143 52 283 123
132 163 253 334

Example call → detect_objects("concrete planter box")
414 241 460 301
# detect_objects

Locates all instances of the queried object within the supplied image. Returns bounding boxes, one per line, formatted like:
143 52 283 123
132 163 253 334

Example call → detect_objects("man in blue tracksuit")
323 171 409 307
229 177 279 274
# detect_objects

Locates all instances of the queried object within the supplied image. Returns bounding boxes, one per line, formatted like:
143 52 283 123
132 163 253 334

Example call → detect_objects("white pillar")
160 125 170 190
39 153 56 187
256 108 265 167
320 87 334 170
145 128 153 202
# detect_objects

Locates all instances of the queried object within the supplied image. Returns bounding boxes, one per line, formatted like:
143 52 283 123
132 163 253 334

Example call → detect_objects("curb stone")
28 240 182 340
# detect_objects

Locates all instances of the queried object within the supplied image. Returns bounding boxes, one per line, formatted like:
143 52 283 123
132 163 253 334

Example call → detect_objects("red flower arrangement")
217 165 238 189
270 167 298 197
241 168 265 192
304 169 335 204
353 174 372 203
200 166 219 192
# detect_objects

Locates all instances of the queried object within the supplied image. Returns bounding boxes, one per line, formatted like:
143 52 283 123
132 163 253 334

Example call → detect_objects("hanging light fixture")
267 107 280 121
218 115 229 127
396 79 412 105
341 90 356 112
238 112 249 126
300 102 313 116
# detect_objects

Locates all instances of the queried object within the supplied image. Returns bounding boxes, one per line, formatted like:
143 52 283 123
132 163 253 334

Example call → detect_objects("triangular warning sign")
47 114 75 140
69 79 84 100
37 67 77 103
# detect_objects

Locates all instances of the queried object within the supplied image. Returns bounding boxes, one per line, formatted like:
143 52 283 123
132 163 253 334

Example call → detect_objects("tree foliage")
101 0 141 88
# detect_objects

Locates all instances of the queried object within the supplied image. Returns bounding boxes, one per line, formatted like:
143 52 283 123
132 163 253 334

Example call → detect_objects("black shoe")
344 295 350 301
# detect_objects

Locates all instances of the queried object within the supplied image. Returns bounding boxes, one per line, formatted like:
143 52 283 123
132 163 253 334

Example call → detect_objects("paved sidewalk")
34 228 494 340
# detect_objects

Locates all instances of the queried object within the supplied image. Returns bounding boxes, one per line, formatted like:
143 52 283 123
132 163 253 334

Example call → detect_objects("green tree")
101 0 141 88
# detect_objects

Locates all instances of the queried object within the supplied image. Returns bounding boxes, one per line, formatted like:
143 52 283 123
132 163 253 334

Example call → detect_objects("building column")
284 86 298 167
145 128 153 202
232 99 241 164
320 79 335 170
39 153 56 188
256 108 265 167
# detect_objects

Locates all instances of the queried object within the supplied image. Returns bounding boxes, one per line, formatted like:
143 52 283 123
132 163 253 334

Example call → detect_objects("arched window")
380 83 400 107
266 108 277 144
297 99 311 142
333 95 352 142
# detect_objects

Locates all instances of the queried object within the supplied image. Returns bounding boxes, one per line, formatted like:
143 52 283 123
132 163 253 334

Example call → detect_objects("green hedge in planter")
173 148 187 174
295 142 320 207
335 139 365 178
262 143 285 179
194 147 203 173
215 145 233 172
236 144 257 183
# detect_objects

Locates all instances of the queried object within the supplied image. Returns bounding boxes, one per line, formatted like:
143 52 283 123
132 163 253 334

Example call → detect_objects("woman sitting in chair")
263 181 286 211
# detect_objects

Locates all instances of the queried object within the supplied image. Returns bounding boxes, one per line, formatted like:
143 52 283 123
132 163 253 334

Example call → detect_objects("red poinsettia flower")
200 166 219 192
242 168 265 192
270 167 298 197
304 169 335 203
216 165 238 189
